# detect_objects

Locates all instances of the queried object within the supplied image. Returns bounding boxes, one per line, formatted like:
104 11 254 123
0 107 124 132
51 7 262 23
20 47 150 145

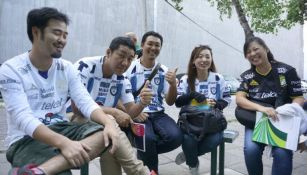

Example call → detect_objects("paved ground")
1 96 307 175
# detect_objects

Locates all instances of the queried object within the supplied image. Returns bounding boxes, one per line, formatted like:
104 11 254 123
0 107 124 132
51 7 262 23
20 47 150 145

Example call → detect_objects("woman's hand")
258 106 278 121
207 99 216 107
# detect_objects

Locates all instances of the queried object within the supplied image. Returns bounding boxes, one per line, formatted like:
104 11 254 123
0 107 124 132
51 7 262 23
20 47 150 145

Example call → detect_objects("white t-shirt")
0 52 99 146
177 73 231 104
125 59 169 112
74 56 134 107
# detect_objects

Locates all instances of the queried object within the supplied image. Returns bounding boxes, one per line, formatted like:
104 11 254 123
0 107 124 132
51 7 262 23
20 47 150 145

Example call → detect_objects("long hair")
187 45 216 91
243 37 276 69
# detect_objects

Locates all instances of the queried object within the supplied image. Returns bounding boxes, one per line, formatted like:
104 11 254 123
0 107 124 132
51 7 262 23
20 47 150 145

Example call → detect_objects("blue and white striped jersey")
177 73 231 105
125 59 170 112
74 56 134 107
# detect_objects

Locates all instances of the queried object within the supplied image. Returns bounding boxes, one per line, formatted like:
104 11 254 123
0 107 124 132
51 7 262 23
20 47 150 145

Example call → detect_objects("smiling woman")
236 36 304 175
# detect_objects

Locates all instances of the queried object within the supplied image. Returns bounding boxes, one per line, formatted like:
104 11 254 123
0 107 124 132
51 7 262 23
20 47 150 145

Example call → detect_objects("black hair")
109 36 136 53
27 7 70 43
141 31 163 46
243 37 276 68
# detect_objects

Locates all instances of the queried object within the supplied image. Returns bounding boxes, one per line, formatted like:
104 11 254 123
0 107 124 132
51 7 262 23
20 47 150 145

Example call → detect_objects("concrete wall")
0 0 304 78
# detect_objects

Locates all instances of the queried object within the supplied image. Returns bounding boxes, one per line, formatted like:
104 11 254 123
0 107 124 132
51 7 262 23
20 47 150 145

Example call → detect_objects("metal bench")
210 129 239 175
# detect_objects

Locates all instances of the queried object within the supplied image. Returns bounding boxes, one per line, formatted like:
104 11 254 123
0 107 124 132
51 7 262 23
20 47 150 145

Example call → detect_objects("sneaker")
8 164 45 175
189 166 199 175
175 152 186 165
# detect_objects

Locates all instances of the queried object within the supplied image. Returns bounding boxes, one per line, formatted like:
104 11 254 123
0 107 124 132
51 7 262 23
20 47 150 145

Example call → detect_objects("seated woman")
236 36 304 175
175 45 231 175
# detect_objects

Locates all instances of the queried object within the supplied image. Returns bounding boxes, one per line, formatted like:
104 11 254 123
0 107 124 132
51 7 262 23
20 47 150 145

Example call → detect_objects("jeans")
182 132 223 168
137 111 182 172
244 127 293 175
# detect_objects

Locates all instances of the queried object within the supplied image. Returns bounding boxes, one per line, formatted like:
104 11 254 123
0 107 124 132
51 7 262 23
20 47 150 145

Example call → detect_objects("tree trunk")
231 0 254 40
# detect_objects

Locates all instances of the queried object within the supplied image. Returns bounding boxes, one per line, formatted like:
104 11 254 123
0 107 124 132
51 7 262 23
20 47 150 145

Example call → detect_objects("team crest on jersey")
249 80 259 86
210 87 217 95
154 77 160 85
279 75 286 87
110 86 117 96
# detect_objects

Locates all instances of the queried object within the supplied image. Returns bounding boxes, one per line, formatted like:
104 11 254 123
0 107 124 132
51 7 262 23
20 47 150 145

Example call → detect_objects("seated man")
125 31 183 173
73 36 155 175
1 7 119 175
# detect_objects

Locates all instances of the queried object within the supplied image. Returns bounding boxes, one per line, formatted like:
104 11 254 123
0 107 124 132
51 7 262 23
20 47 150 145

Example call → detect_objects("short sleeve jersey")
0 52 99 146
125 59 169 112
74 56 134 107
237 62 303 106
177 73 231 105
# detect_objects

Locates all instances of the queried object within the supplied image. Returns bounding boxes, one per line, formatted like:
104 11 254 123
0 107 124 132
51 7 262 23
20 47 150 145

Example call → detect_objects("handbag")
178 105 227 141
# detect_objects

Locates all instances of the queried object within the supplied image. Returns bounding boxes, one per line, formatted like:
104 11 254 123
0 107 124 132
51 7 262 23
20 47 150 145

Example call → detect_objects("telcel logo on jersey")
260 92 277 98
41 98 63 110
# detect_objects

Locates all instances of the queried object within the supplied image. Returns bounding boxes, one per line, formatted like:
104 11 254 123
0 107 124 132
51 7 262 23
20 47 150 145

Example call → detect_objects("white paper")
252 111 301 151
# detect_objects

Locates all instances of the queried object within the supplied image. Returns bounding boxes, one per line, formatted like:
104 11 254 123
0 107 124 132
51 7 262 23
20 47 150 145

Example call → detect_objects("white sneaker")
189 166 199 175
175 152 186 165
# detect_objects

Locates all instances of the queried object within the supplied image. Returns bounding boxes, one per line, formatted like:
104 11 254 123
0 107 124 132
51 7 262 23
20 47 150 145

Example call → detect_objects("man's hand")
139 80 153 106
59 139 91 168
102 116 119 154
133 112 148 122
114 109 131 128
165 68 178 87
